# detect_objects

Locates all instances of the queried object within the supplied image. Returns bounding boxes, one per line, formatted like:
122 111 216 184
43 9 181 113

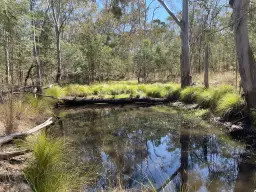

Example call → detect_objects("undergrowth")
44 81 244 118
23 133 95 192
0 94 54 134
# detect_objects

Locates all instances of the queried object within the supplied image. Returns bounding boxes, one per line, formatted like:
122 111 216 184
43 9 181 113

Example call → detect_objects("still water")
52 106 256 192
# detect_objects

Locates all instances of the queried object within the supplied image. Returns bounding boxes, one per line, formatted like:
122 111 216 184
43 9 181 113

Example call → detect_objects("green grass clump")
216 92 244 116
210 85 234 109
142 84 164 98
196 88 215 108
164 83 181 100
45 86 66 99
64 84 92 97
24 133 88 192
137 83 180 99
180 86 203 103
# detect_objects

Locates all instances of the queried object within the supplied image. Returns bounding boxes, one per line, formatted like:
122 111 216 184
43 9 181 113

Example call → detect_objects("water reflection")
52 107 256 191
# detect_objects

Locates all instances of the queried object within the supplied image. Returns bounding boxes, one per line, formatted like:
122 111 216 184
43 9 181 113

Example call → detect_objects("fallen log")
61 97 171 106
0 118 53 146
0 149 30 160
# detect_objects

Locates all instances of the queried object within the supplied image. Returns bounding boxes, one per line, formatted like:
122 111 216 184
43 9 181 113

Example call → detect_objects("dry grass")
0 94 53 136
193 71 239 87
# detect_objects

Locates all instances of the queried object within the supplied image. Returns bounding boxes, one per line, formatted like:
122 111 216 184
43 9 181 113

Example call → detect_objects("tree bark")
180 0 192 88
3 30 10 85
31 0 43 94
24 64 35 86
231 0 256 109
157 0 192 88
55 28 62 84
204 43 209 88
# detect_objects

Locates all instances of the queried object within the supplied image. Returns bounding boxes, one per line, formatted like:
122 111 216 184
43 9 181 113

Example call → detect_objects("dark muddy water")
52 106 256 192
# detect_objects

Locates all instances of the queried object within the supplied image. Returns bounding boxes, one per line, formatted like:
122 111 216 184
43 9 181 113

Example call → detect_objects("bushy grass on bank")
45 81 244 118
23 133 95 192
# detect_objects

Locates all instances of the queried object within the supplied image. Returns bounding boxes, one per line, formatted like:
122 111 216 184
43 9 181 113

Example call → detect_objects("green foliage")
41 82 245 120
64 84 92 97
216 93 244 116
45 86 66 99
24 133 90 192
196 88 216 108
180 87 203 103
210 85 235 109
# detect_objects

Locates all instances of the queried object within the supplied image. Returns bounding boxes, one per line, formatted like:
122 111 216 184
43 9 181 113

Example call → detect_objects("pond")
52 106 256 192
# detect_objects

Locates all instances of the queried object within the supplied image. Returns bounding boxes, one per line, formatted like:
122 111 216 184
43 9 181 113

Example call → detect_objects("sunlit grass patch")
45 86 66 99
216 92 244 117
164 83 181 100
180 86 203 103
196 88 215 108
210 85 234 109
64 84 92 97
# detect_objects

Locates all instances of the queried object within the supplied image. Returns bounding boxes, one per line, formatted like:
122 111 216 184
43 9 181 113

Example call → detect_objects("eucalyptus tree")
47 0 76 84
0 0 18 85
30 0 42 94
157 0 192 87
230 0 256 109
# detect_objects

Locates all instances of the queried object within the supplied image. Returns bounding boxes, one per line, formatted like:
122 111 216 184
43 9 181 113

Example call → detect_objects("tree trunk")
55 28 62 84
204 43 209 88
180 0 192 88
3 30 10 85
24 64 35 86
231 0 256 109
31 0 43 94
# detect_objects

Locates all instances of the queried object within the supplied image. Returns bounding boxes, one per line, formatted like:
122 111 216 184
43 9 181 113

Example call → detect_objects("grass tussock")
44 81 244 119
23 133 94 192
216 92 244 116
45 85 66 99
45 82 181 101
180 87 203 103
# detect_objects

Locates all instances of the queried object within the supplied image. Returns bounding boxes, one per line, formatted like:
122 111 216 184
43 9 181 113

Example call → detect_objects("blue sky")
147 0 182 22
96 0 182 23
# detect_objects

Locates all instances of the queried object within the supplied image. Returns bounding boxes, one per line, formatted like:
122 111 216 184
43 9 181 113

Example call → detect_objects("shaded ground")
0 145 32 192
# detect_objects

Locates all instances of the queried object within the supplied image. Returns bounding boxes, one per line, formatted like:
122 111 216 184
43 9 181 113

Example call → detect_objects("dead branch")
0 118 53 146
0 149 30 160
61 97 171 106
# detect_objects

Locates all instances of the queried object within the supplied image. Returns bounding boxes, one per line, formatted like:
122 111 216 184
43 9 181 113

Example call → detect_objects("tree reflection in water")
51 107 256 191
